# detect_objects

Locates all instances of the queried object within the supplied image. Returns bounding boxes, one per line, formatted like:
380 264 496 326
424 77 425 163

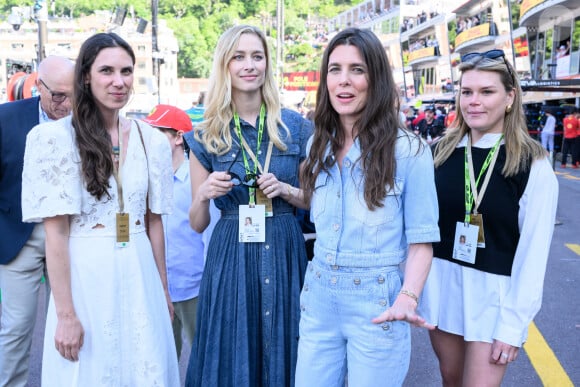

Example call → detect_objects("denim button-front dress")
184 109 312 387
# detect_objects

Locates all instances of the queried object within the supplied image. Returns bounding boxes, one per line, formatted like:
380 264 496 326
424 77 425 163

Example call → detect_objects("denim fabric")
295 260 410 387
310 130 440 268
296 131 439 386
184 109 313 387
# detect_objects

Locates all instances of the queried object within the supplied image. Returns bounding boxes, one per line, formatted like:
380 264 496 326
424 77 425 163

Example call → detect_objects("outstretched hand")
371 294 435 330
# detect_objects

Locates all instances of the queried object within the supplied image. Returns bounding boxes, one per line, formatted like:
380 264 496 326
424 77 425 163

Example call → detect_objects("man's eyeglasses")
460 49 513 79
39 78 69 103
226 151 259 188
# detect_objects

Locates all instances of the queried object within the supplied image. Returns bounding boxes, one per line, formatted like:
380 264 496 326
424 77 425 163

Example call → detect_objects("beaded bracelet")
399 289 418 304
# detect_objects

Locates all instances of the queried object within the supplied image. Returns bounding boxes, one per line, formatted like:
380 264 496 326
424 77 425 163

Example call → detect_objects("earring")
506 105 512 113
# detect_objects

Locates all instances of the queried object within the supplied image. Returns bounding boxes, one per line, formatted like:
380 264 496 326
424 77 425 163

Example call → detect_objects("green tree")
0 0 355 76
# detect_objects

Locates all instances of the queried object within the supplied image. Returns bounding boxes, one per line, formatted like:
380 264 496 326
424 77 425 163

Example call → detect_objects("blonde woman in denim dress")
295 28 440 387
184 25 312 387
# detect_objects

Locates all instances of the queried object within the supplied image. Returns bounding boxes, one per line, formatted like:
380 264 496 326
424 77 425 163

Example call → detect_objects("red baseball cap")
142 104 193 133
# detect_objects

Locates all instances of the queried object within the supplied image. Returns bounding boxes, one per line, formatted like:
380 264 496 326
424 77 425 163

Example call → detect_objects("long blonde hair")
195 25 288 154
434 54 545 176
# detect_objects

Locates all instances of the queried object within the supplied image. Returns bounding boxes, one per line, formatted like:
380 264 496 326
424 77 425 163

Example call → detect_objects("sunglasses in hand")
225 151 259 188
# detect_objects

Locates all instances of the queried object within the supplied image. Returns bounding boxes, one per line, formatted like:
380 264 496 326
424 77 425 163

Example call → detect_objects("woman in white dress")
420 49 558 386
21 32 179 386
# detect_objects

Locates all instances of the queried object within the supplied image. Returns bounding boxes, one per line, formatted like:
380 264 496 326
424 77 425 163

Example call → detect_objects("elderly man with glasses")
0 55 74 387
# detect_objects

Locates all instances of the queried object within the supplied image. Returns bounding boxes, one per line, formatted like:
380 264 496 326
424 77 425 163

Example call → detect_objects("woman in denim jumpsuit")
295 28 440 387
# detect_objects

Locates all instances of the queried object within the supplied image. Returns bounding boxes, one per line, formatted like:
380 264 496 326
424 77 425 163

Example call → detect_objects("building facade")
0 9 180 115
328 0 580 109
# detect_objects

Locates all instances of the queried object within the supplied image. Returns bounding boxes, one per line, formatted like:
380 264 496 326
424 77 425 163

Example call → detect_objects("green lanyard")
464 134 503 223
233 104 265 205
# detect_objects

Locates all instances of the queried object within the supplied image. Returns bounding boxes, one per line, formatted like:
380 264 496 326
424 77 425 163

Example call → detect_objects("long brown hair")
72 33 135 200
301 28 408 210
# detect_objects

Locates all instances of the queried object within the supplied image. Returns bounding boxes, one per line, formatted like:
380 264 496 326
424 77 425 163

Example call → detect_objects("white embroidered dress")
22 116 180 387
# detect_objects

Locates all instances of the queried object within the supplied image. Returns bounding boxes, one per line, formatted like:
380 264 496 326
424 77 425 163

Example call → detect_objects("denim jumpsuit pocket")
355 268 404 346
300 261 406 347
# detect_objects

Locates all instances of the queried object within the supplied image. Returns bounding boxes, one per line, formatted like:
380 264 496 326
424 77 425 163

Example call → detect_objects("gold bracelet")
399 289 418 304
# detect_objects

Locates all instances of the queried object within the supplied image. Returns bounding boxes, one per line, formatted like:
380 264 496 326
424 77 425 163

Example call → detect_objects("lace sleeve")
144 125 173 215
22 118 82 223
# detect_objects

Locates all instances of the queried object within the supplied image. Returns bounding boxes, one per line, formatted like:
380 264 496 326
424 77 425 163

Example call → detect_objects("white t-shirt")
543 115 556 135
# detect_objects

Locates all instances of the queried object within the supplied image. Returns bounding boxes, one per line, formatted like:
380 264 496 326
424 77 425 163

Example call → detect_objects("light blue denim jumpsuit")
295 130 440 387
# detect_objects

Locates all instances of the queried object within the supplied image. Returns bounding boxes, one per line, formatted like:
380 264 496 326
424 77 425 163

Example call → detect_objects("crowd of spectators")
455 15 480 34
409 36 439 52
356 6 396 25
328 1 399 32
283 22 329 60
401 10 439 33
399 104 457 140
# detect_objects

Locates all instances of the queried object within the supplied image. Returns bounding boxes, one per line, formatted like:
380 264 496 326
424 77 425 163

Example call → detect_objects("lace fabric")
22 117 173 235
22 116 179 386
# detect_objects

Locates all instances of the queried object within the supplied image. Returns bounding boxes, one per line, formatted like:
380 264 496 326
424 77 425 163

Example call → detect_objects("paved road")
4 164 579 387
13 286 192 386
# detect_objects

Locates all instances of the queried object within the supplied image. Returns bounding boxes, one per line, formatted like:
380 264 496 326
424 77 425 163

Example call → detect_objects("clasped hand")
202 171 284 200
202 171 234 200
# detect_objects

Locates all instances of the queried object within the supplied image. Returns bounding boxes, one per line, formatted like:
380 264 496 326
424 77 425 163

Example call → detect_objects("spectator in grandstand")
556 45 568 59
456 18 467 34
443 78 454 93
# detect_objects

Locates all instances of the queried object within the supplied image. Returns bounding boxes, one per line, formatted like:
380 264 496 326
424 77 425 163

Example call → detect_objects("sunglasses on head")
226 151 259 188
460 49 513 79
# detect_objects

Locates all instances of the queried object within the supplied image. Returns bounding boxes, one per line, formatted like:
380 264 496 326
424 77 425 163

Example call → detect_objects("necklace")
112 145 120 163
112 118 121 163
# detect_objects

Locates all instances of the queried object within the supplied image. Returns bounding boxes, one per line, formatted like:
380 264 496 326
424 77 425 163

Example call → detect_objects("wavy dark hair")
72 32 135 200
301 28 405 210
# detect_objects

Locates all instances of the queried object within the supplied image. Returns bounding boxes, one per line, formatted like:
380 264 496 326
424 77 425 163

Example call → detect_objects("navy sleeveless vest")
434 145 531 276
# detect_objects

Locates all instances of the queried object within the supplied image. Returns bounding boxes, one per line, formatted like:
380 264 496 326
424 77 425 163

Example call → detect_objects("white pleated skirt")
419 257 528 344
